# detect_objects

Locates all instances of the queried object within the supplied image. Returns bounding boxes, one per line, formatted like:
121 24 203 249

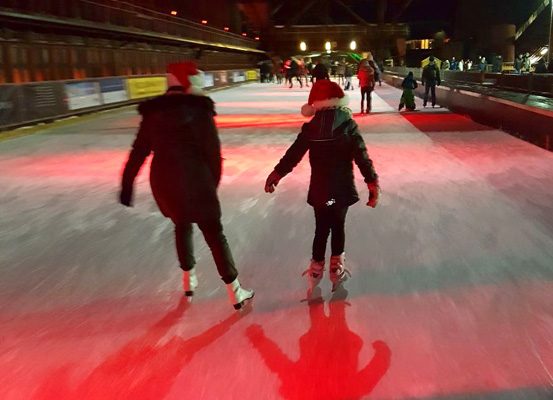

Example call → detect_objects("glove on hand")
366 181 380 208
264 170 282 193
119 186 133 207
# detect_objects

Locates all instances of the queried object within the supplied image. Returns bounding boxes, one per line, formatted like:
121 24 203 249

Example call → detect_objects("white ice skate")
302 259 325 290
226 278 255 310
329 253 351 292
183 267 198 297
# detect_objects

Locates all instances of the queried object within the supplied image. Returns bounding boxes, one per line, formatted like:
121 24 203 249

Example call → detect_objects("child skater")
357 60 375 114
264 80 380 292
398 71 418 111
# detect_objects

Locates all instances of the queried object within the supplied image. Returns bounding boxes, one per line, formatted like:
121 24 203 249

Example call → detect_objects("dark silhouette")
421 56 441 108
34 298 244 399
246 289 391 400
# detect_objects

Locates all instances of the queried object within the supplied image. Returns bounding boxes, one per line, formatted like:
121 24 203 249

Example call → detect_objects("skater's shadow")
33 297 244 400
246 288 391 400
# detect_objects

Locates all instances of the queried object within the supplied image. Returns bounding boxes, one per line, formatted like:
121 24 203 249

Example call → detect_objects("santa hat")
166 62 205 95
301 80 349 117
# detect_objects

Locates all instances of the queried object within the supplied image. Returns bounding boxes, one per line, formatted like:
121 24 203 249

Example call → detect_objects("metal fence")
0 0 258 51
384 67 553 97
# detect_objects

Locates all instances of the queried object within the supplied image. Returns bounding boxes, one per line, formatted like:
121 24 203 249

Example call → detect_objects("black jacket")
273 108 378 208
421 63 441 86
121 93 222 222
312 63 330 81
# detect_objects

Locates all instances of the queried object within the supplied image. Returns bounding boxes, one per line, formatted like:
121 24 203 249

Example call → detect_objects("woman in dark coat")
265 80 380 292
119 62 254 310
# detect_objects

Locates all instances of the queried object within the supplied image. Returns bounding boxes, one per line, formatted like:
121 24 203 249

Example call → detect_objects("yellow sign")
127 77 167 100
245 70 258 81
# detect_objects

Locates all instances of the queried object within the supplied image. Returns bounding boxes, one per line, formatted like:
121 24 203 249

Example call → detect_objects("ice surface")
1 82 553 399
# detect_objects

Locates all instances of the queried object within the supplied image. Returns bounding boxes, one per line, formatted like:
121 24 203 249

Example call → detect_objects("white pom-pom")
301 103 315 117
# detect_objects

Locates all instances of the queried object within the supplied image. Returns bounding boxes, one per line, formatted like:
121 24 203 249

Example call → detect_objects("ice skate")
183 267 198 297
329 253 351 292
226 278 255 310
302 259 325 290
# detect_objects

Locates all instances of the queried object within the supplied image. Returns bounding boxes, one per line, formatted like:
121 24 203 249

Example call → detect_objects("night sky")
139 0 548 41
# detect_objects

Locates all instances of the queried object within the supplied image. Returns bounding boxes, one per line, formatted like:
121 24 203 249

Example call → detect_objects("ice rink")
1 81 553 399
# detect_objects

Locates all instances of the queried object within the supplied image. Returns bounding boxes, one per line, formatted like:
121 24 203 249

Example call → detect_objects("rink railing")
383 69 553 152
0 69 259 131
384 67 553 97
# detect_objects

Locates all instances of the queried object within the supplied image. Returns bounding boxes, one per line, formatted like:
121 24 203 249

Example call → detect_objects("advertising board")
100 78 128 104
65 81 102 110
127 77 167 99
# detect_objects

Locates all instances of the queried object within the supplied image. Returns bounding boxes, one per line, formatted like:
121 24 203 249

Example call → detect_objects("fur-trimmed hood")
301 95 350 117
138 93 215 116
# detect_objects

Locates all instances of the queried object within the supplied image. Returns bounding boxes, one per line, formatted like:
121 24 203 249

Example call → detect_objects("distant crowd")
258 56 384 91
441 53 550 74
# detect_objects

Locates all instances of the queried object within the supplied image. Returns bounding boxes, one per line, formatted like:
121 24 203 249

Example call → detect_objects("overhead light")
325 41 331 51
350 40 357 50
201 20 208 24
170 10 177 16
540 47 549 55
242 33 247 37
255 36 260 41
224 27 230 31
300 41 307 51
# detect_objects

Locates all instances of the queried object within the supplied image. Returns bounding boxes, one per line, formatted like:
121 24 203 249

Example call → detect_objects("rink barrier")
0 69 260 131
384 67 553 97
383 71 553 152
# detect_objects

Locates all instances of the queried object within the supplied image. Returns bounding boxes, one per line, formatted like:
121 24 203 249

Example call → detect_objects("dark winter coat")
401 76 418 90
287 60 299 78
273 108 378 209
421 63 441 86
121 92 222 222
312 63 330 81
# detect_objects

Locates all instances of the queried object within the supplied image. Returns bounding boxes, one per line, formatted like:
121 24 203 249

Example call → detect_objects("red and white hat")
301 80 349 117
166 62 204 94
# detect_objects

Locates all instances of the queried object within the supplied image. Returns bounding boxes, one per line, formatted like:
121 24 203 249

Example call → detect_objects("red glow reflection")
33 299 243 400
246 290 391 399
215 114 306 129
402 112 490 133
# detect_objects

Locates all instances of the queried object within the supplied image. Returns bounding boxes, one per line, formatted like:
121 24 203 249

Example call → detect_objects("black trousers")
287 75 302 87
175 220 238 284
360 86 373 111
424 84 436 106
312 206 349 262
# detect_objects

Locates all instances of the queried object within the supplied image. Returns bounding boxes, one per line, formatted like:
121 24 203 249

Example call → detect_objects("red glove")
264 170 282 193
366 181 380 208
